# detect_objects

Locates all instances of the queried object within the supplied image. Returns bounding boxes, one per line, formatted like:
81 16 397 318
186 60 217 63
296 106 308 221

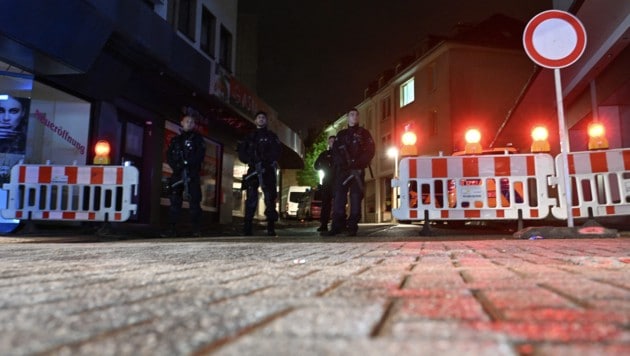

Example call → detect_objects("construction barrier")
552 148 630 219
1 163 139 222
392 153 557 222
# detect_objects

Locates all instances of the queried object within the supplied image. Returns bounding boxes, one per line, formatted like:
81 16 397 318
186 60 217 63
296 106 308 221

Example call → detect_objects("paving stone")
0 237 627 355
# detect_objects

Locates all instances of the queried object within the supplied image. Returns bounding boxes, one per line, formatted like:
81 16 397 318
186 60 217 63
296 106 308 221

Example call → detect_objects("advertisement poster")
0 95 30 182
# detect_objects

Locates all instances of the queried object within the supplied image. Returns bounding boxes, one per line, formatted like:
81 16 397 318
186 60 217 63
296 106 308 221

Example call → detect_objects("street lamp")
387 146 399 210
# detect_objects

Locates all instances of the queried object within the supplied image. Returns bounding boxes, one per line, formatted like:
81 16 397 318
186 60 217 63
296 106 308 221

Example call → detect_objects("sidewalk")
0 235 627 355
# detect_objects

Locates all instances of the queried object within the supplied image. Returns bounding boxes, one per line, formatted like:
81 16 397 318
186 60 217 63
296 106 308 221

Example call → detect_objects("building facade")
0 0 304 229
492 0 629 153
327 1 628 224
326 14 539 223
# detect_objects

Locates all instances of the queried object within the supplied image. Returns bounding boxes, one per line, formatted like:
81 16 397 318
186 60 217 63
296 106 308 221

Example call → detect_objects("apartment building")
0 0 303 229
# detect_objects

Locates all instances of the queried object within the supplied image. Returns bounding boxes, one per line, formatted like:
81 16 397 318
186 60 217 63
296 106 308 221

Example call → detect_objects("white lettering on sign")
51 175 68 184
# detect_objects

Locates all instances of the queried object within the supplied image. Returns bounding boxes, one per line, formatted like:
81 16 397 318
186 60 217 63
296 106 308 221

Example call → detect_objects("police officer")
314 135 336 232
323 108 375 237
238 111 281 236
162 115 206 237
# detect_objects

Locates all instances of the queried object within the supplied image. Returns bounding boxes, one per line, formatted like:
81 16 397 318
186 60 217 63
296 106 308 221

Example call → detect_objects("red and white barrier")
392 153 557 222
1 164 139 222
552 148 630 219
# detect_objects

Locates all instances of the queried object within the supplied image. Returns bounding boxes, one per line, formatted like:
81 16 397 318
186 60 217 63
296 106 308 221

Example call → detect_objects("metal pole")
393 151 398 210
554 68 574 227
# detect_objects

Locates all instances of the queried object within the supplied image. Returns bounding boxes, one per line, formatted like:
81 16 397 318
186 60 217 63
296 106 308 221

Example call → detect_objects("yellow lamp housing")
530 126 550 153
93 140 111 165
587 122 609 150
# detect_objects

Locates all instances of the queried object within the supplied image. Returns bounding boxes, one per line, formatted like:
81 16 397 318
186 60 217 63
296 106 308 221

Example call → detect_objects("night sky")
238 0 552 139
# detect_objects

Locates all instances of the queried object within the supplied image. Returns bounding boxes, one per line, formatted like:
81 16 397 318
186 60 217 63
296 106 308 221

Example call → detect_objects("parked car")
296 188 322 221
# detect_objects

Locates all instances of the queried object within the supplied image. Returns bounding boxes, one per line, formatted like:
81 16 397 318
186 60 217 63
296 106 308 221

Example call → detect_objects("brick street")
0 229 628 355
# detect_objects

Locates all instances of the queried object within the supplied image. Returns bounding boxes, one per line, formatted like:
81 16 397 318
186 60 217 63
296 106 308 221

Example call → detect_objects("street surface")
0 223 628 355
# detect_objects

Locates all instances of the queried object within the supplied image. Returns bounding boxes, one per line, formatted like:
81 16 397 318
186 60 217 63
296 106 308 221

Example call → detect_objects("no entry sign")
523 10 587 69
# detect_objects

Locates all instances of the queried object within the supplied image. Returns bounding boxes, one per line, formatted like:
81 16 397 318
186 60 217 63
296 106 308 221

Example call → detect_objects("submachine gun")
339 144 374 191
242 149 265 190
169 143 191 199
243 161 265 190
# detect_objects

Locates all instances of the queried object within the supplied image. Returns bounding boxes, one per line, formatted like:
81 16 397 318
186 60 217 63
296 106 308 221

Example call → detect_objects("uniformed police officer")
162 115 206 237
323 108 375 237
238 111 281 236
314 135 336 232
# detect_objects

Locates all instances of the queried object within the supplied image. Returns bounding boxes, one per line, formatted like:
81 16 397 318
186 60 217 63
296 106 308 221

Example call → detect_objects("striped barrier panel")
552 148 630 219
1 164 139 222
392 153 557 221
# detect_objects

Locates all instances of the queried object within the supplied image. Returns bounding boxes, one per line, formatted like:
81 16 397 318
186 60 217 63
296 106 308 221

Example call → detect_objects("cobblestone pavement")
0 232 628 355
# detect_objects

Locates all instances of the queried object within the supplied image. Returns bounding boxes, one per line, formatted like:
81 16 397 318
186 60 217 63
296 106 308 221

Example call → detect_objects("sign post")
523 10 587 228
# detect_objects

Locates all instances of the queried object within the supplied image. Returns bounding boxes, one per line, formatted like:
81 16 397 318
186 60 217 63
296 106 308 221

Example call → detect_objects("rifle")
342 169 364 191
170 150 191 199
338 144 364 190
170 167 190 199
243 161 265 190
170 145 190 199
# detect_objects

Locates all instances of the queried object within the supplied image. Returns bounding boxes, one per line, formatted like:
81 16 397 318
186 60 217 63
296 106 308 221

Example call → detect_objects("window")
219 25 233 72
0 71 91 173
400 77 415 107
381 96 391 120
429 110 438 136
427 62 437 92
201 7 216 57
177 0 196 40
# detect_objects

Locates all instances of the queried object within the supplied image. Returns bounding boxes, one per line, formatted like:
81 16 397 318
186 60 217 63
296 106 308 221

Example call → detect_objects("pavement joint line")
471 289 505 322
353 266 371 275
538 283 592 309
315 279 344 297
40 318 156 355
369 299 397 338
218 272 260 285
191 307 296 355
68 291 180 316
459 270 474 283
292 269 322 280
591 278 630 292
506 266 529 278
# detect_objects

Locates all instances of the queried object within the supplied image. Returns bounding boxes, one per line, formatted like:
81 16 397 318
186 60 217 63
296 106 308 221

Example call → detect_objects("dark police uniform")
164 129 206 236
314 144 335 232
238 126 281 236
328 125 375 236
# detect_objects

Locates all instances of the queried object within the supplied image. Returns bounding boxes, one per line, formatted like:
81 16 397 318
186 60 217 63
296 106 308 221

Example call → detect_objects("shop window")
1 71 90 180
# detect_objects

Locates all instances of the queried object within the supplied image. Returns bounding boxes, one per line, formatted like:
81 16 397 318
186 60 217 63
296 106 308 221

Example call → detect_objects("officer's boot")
191 223 201 237
160 224 177 238
243 220 253 236
267 220 276 236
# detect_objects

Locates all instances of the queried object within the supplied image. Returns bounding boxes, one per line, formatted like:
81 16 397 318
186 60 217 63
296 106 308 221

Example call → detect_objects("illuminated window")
400 77 415 107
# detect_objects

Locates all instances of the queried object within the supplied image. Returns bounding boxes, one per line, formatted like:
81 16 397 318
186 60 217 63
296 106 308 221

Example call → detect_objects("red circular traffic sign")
523 10 587 69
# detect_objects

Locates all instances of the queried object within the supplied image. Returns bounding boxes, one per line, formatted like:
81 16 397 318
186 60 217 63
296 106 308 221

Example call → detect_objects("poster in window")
0 95 29 182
